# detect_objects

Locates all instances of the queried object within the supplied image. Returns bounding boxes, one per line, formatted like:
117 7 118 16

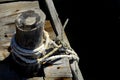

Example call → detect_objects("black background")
104 0 120 8
103 1 120 80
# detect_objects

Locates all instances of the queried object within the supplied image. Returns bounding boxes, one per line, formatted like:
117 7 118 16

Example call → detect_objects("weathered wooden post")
10 9 46 77
15 10 45 50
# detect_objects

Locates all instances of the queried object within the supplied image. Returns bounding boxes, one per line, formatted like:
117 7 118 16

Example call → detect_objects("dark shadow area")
104 0 120 8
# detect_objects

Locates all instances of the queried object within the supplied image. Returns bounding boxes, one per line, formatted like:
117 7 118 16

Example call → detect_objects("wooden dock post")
15 9 46 50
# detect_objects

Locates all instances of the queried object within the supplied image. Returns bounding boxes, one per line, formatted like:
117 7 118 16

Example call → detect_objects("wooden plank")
44 58 72 78
27 77 44 80
0 1 39 17
70 61 84 80
0 1 39 26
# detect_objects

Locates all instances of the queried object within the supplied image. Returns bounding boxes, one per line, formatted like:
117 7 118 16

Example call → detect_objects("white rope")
45 54 79 62
66 49 78 56
37 44 62 63
11 30 56 64
11 29 79 65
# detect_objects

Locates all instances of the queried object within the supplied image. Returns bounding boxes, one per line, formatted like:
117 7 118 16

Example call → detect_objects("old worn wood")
15 9 46 49
0 1 39 26
44 58 72 78
70 61 84 80
0 1 73 80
